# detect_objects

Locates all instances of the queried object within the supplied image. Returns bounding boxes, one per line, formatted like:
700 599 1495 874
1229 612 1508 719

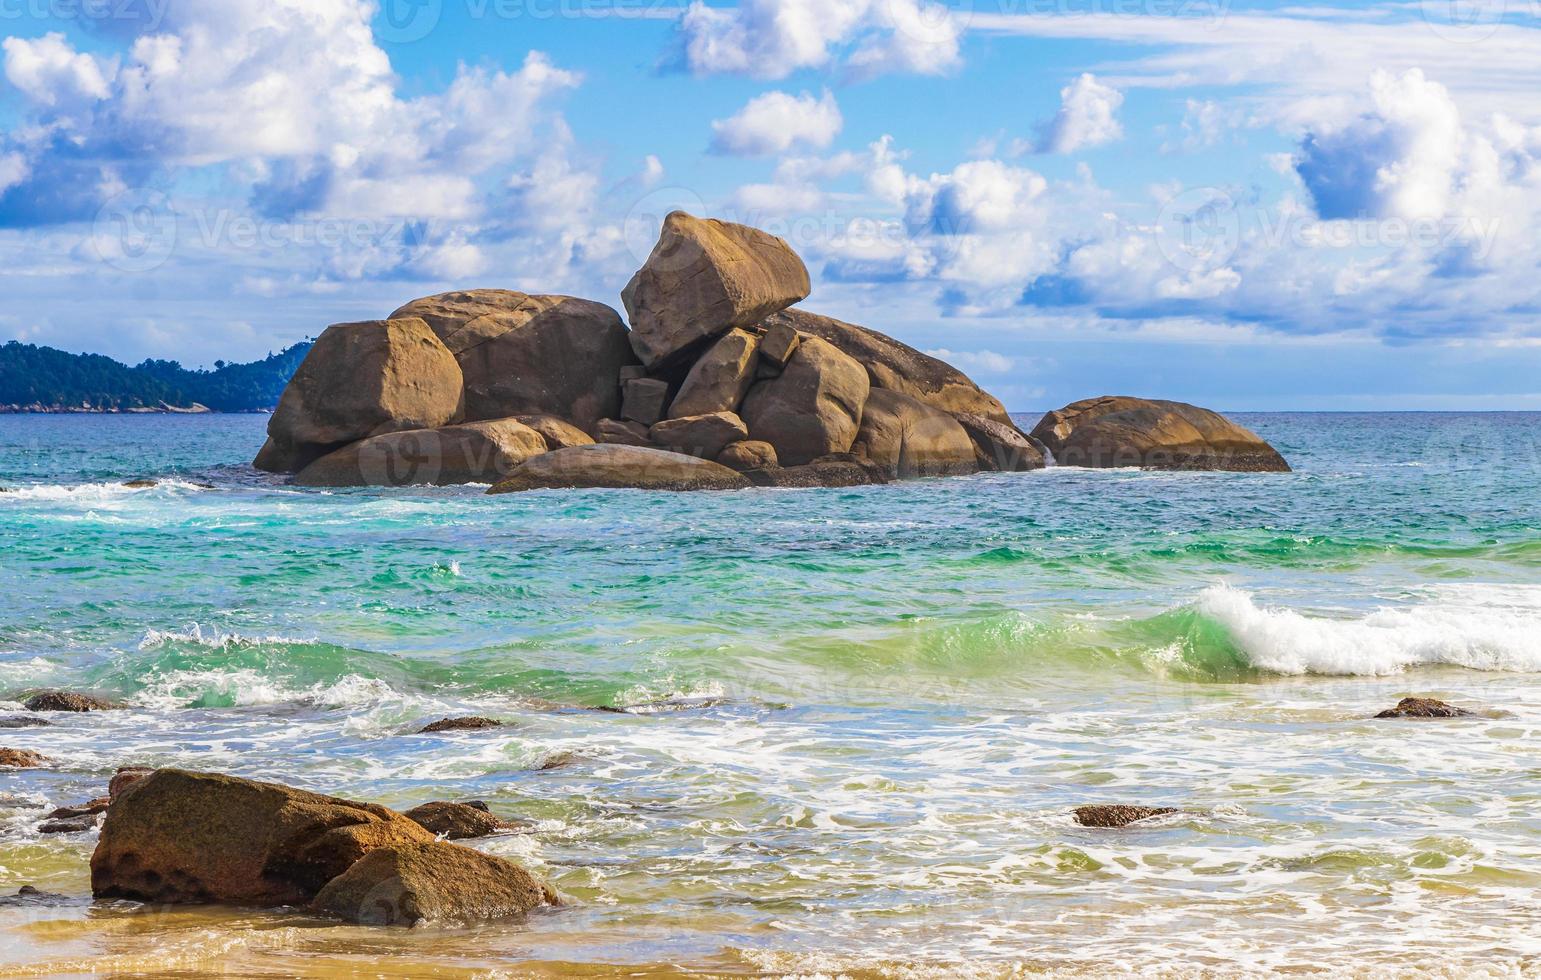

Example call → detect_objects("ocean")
1 412 1539 977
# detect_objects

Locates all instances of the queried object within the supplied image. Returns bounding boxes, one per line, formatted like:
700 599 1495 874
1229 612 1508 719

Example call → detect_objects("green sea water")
1 412 1539 976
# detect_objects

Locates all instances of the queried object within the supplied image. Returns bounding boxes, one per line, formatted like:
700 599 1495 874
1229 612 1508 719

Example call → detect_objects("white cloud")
711 89 843 156
677 0 961 80
923 348 1015 373
1034 73 1124 154
2 32 114 111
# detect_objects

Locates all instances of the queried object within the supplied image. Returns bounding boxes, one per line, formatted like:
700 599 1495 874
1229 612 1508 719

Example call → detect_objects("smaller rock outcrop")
717 440 778 472
110 766 155 797
596 419 652 447
418 717 504 734
740 336 870 466
403 801 510 840
650 412 749 459
1374 697 1474 719
513 415 594 451
294 419 548 488
621 378 670 426
623 212 810 369
310 840 557 926
24 691 119 712
1032 396 1290 472
0 748 48 768
257 318 464 473
487 445 751 494
746 454 889 489
1074 805 1179 828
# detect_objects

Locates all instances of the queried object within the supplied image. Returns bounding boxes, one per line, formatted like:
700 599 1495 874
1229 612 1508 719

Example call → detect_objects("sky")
2 0 1541 411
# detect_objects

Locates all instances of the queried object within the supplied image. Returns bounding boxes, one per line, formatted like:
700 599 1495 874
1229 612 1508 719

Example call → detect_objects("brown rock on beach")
403 801 510 840
0 748 48 768
311 840 558 926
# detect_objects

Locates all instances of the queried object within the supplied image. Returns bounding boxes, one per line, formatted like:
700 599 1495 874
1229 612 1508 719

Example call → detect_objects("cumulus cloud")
923 348 1015 373
3 32 115 110
1033 74 1124 154
675 0 961 80
711 89 843 156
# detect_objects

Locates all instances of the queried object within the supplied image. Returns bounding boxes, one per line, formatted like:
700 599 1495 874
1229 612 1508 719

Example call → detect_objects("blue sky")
3 0 1541 411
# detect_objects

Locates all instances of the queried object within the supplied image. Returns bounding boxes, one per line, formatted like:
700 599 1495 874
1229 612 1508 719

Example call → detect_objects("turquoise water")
1 413 1539 976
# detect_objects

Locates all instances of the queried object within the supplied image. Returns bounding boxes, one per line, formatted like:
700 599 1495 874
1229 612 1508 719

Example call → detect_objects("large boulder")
1031 396 1290 472
390 290 636 431
740 337 870 466
762 309 1010 424
668 328 760 418
953 413 1046 472
716 440 778 472
311 840 557 926
257 319 463 473
854 390 980 479
487 444 750 494
650 412 749 459
623 212 810 369
90 769 434 907
293 419 548 487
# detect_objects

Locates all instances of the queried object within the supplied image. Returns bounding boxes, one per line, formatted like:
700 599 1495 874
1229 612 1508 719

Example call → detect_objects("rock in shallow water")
487 445 750 493
741 336 869 467
0 748 49 768
404 801 511 840
854 389 980 480
953 413 1046 473
1375 697 1474 719
293 419 548 488
311 840 558 926
24 691 120 712
1031 396 1290 472
1074 805 1180 828
418 717 504 734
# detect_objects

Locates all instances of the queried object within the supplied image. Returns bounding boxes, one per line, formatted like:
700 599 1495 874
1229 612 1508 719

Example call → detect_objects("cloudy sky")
3 0 1541 411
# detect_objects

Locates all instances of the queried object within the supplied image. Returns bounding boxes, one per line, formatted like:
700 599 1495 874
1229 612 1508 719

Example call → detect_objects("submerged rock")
0 748 48 768
741 336 870 466
293 419 548 488
91 769 434 906
1031 396 1290 472
854 389 979 480
390 290 635 430
257 318 464 474
122 479 158 489
0 716 49 729
623 211 810 369
1375 697 1475 719
311 840 558 926
1074 805 1180 828
487 444 751 494
0 886 71 907
418 717 504 734
762 309 1011 423
403 801 511 840
24 691 120 712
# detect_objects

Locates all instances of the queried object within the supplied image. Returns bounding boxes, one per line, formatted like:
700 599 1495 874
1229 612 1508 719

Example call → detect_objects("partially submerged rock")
763 309 1010 423
1031 396 1290 472
418 717 504 734
650 412 749 459
854 389 979 480
257 318 464 473
46 798 111 819
747 455 889 489
403 801 510 840
294 419 548 488
91 769 434 906
487 445 750 494
1375 697 1474 719
741 336 869 466
0 716 49 728
1074 805 1180 828
311 840 557 926
110 766 155 797
122 479 158 489
623 212 810 369
40 815 101 835
953 413 1046 472
0 748 48 768
24 691 120 712
390 291 635 430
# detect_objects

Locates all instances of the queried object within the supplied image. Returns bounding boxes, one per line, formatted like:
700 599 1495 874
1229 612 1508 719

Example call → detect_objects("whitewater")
1 411 1540 976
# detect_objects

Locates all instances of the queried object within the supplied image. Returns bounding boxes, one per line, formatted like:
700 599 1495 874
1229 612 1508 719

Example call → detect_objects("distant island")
0 341 312 413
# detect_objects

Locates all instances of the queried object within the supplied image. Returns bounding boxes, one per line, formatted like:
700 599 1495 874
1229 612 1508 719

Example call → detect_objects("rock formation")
251 212 1287 489
1032 396 1290 472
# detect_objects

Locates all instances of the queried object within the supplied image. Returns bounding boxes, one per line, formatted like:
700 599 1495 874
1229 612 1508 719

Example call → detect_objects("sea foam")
1197 584 1541 676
